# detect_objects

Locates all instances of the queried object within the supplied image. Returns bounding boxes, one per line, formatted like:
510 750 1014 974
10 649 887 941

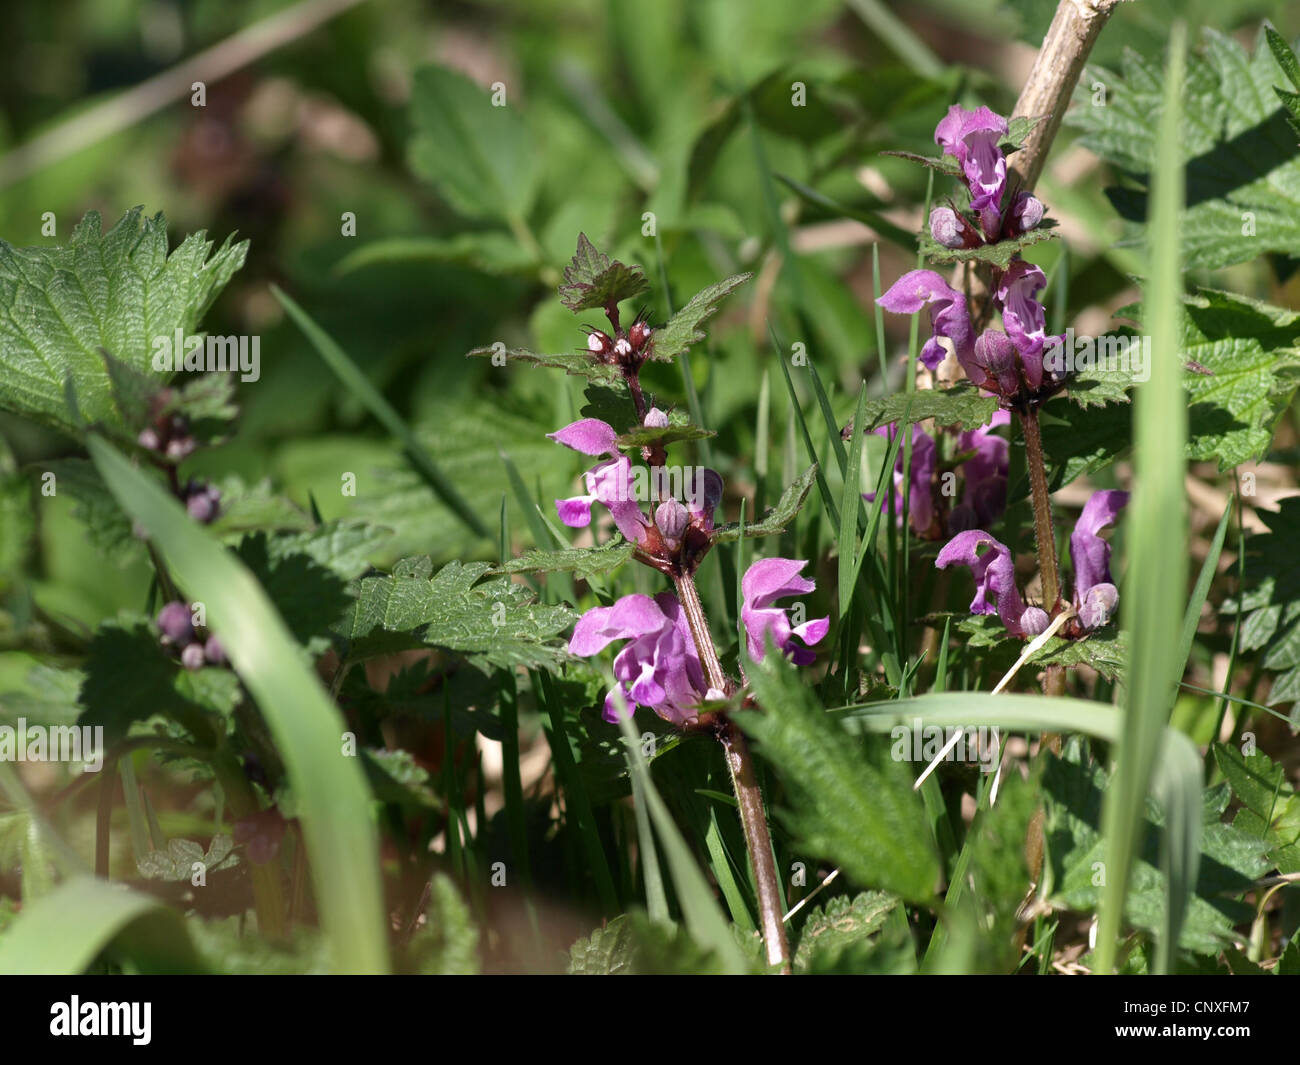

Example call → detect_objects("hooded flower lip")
936 530 1047 638
550 418 651 543
996 258 1048 359
1070 489 1128 630
877 269 975 372
935 105 1009 238
569 591 706 725
740 558 830 664
969 329 1020 397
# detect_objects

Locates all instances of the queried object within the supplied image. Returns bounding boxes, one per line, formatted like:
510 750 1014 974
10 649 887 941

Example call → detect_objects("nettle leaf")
466 345 624 387
919 222 1057 267
1227 497 1300 709
78 618 228 740
1213 743 1300 874
567 913 752 975
1064 346 1140 409
1178 290 1300 469
361 748 439 810
0 208 247 435
579 384 691 435
1265 27 1300 140
494 538 636 581
615 422 715 450
341 558 575 670
558 233 649 312
712 464 817 543
138 835 237 882
648 273 752 363
856 383 999 432
408 66 539 224
257 520 393 581
952 615 1127 680
880 149 963 177
1069 26 1300 271
740 654 940 903
235 533 353 655
792 891 912 974
1045 741 1269 955
1040 400 1130 489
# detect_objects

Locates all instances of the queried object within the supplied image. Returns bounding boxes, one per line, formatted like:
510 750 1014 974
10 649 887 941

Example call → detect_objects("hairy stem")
674 571 790 972
1018 407 1061 612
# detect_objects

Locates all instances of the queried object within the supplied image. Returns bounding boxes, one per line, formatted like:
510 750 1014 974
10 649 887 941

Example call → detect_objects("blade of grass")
89 436 389 973
1096 22 1189 977
272 284 486 539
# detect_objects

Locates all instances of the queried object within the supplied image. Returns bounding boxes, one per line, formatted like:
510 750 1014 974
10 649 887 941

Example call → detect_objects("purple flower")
1009 192 1044 235
183 480 221 524
935 105 1009 238
741 558 830 664
549 418 650 544
569 592 707 725
929 207 978 249
950 411 1010 531
967 329 1020 396
936 530 1049 638
1070 489 1128 630
157 601 195 645
864 423 936 537
876 269 975 372
995 258 1048 361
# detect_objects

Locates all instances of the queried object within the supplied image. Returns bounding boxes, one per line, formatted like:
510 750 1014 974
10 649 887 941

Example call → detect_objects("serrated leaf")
711 463 817 543
855 383 999 432
1069 27 1300 270
1039 400 1130 488
236 533 353 656
792 891 905 974
465 345 624 387
1044 743 1269 955
494 538 635 580
408 66 539 224
919 223 1057 267
1213 743 1300 873
0 208 247 435
739 653 940 903
614 422 715 450
880 149 963 176
557 233 650 312
648 273 751 363
361 748 439 810
405 874 478 974
341 559 575 670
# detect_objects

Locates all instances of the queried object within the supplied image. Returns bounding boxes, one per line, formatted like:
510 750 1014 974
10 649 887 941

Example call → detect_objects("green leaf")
1045 743 1269 955
236 533 353 655
494 538 636 580
557 233 650 312
1069 27 1300 271
711 463 817 543
404 874 479 974
408 66 539 224
614 422 715 450
739 653 940 903
0 875 205 974
648 273 752 363
89 436 389 973
1265 26 1300 139
919 223 1058 267
856 383 999 432
341 558 575 670
0 208 246 435
1213 743 1300 873
792 891 913 974
1039 400 1130 488
465 345 624 387
138 834 237 881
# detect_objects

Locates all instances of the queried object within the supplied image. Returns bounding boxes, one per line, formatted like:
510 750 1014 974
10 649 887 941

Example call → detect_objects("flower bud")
1010 192 1044 234
157 601 195 645
1020 607 1050 636
643 407 669 429
587 330 613 355
183 480 221 524
629 320 652 350
929 207 968 249
180 642 206 671
204 635 227 666
970 330 1020 397
655 499 689 542
137 427 161 451
614 337 633 359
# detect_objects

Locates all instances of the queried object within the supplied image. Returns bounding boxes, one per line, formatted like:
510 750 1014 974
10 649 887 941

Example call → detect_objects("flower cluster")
937 489 1127 638
863 410 1009 539
157 600 227 670
136 391 222 525
878 106 1064 409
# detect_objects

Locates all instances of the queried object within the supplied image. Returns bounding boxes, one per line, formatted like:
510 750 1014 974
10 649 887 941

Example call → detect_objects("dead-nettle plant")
876 104 1128 642
479 235 826 971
